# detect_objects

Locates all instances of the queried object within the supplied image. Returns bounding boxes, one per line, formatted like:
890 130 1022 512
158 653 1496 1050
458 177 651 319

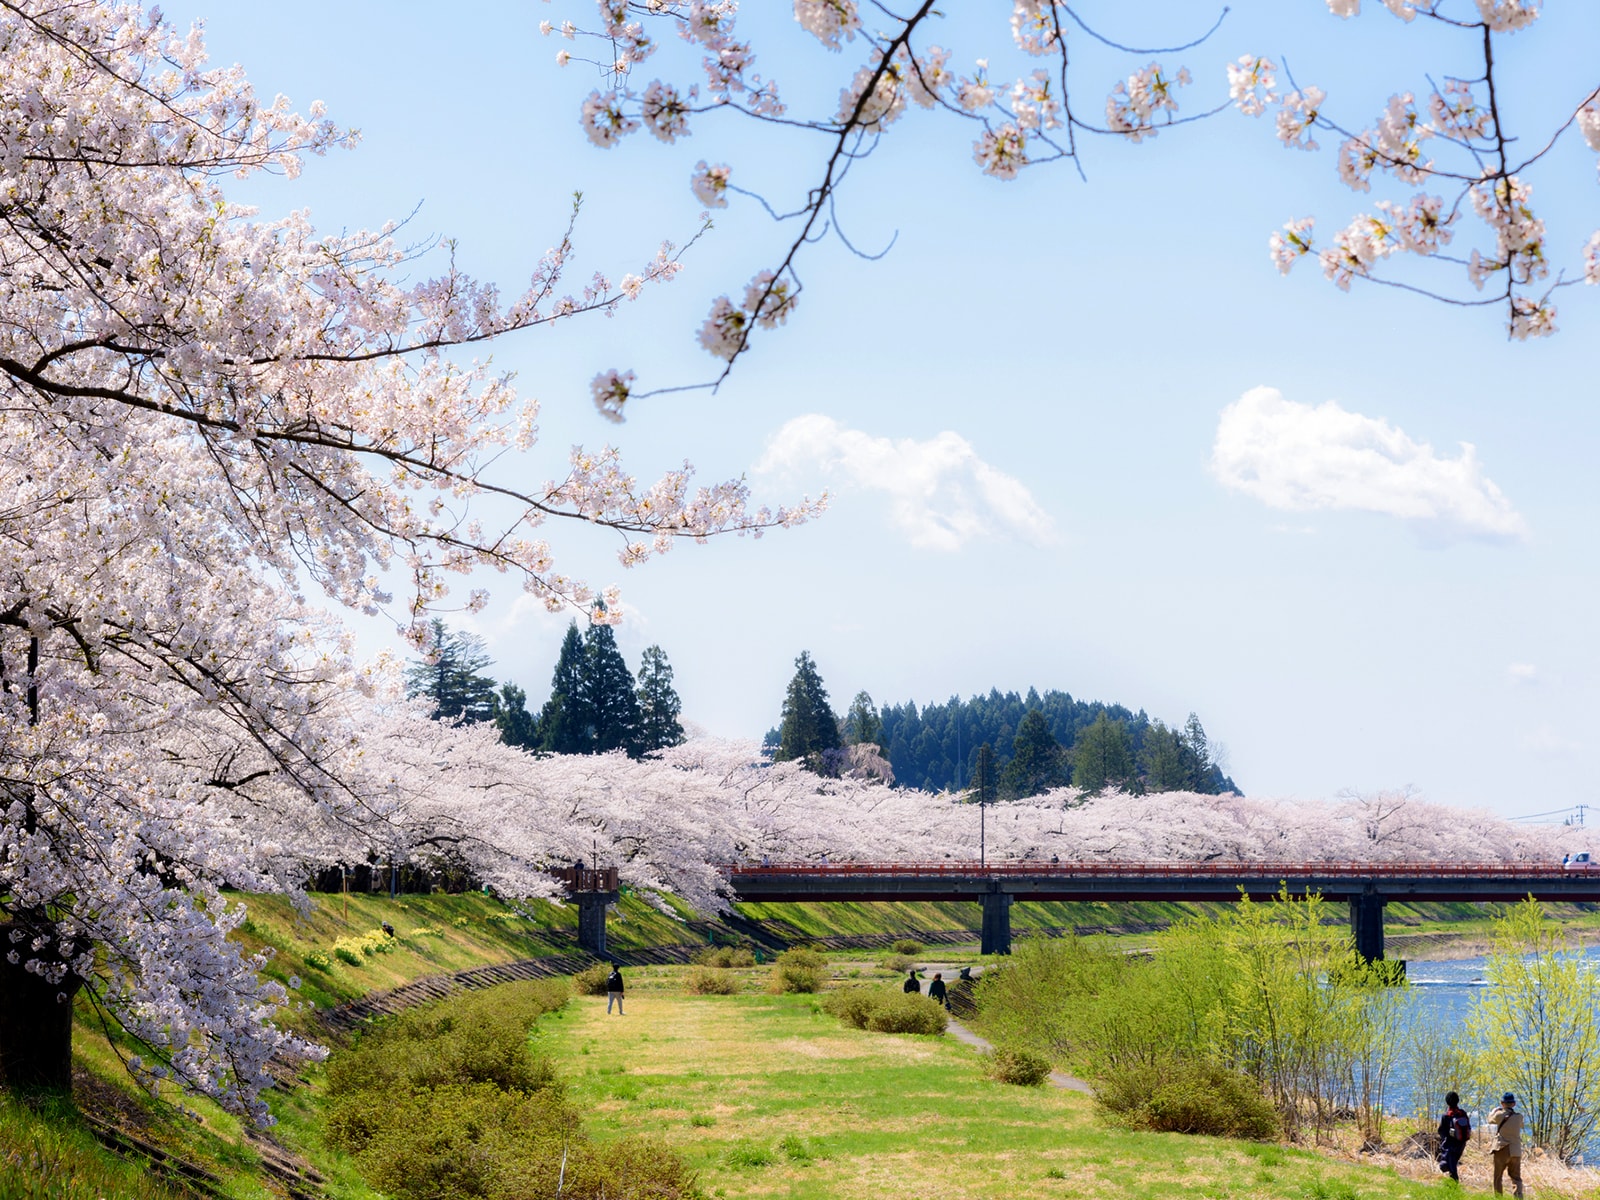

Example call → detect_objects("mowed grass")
535 984 1452 1200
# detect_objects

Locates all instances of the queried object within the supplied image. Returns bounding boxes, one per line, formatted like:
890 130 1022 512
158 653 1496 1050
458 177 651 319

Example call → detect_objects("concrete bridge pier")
577 891 616 956
1349 891 1387 963
980 889 1013 956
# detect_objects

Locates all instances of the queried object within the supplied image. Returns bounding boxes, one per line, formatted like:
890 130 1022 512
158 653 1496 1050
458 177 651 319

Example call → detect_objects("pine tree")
635 645 685 753
1138 720 1189 792
774 651 843 774
843 691 883 747
1072 713 1137 795
493 682 540 750
403 619 499 723
968 743 998 806
540 622 591 754
1182 712 1218 793
999 710 1069 798
584 622 641 754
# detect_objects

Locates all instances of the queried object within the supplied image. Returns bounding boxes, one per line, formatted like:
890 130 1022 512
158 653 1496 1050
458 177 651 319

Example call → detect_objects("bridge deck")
722 861 1600 905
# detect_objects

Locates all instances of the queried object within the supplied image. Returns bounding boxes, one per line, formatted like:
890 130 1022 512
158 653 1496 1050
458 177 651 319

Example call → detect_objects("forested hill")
878 688 1239 795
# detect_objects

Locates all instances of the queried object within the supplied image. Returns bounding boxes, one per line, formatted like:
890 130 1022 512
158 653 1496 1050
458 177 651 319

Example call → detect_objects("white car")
1564 852 1598 870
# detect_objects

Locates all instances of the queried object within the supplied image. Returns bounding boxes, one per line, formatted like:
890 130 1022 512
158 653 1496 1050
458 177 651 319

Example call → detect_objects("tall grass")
324 979 697 1200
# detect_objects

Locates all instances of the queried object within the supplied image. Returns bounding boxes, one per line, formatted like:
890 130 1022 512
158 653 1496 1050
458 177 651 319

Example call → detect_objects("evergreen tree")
843 691 883 747
774 651 843 773
1072 714 1137 795
1182 712 1219 793
967 742 998 806
493 682 540 750
1138 720 1189 792
635 644 684 753
582 622 640 755
539 622 591 754
999 709 1069 799
403 619 499 723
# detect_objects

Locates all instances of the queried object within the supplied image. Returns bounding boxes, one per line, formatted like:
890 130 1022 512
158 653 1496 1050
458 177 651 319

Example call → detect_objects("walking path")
943 1016 1093 1093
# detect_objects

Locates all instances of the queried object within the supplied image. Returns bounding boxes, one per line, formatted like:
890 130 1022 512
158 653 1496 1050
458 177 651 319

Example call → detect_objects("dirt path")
942 1017 1093 1093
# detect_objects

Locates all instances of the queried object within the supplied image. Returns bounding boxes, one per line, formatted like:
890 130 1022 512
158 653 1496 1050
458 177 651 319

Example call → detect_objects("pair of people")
1438 1091 1523 1197
903 968 950 1009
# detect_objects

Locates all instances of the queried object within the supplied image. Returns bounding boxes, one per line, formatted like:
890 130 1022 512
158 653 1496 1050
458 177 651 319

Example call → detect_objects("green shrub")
770 947 827 994
890 938 923 956
822 987 948 1035
452 915 471 928
325 981 695 1200
694 945 755 968
1095 1058 1280 1140
573 963 611 995
880 953 915 973
778 1133 813 1163
333 944 363 966
988 1046 1053 1087
687 966 739 995
304 950 334 972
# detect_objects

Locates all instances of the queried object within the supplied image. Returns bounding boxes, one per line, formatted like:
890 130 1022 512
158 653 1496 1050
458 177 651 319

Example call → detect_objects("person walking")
1436 1090 1471 1181
606 964 625 1015
1487 1092 1524 1197
927 971 948 1010
903 968 920 995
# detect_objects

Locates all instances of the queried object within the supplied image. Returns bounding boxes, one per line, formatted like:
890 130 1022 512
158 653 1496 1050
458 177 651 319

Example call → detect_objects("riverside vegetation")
971 892 1600 1164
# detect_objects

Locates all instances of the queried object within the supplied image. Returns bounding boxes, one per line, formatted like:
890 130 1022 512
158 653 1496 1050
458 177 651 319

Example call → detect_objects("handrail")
721 860 1584 879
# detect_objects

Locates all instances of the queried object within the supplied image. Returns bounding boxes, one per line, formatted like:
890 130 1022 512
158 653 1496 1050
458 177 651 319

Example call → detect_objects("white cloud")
1508 663 1539 685
754 414 1055 551
1210 386 1527 542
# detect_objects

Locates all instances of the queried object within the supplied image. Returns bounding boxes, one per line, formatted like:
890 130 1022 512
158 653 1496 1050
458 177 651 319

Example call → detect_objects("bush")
694 946 756 968
770 948 827 994
573 963 611 995
880 953 915 973
687 966 740 995
890 938 923 956
989 1046 1053 1087
1095 1058 1280 1140
822 987 949 1035
304 950 333 972
325 981 696 1200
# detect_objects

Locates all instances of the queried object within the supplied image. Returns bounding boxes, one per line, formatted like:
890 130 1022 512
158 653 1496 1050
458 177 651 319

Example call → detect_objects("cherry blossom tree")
0 0 818 1112
540 0 1599 395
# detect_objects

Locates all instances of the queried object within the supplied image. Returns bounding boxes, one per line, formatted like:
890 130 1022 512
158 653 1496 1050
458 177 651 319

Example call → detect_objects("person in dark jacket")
927 971 948 1009
903 968 920 994
1436 1090 1471 1180
606 964 625 1015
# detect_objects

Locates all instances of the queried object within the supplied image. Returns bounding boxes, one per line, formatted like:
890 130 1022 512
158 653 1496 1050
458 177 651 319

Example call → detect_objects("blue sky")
183 1 1600 814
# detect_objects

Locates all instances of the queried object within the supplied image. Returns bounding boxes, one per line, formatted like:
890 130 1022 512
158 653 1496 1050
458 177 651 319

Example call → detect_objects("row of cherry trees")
3 0 1595 1123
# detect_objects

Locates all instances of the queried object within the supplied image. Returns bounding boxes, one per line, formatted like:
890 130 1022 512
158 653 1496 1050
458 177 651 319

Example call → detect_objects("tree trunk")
0 921 82 1094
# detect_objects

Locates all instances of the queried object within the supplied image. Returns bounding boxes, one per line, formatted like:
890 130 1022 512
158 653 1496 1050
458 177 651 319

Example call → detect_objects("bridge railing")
721 860 1580 879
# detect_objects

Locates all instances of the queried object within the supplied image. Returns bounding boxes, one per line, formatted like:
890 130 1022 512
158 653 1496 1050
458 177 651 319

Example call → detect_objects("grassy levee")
11 890 1600 1197
538 972 1449 1200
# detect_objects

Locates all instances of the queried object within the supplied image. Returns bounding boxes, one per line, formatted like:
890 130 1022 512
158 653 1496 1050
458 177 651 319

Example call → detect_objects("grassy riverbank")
539 971 1452 1200
10 891 1600 1198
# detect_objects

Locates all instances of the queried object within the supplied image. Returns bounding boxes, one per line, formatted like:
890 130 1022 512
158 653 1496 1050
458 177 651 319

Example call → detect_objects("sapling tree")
541 0 1600 405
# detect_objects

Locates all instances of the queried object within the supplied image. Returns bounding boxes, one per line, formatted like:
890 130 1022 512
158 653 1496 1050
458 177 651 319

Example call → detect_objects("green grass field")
536 979 1457 1200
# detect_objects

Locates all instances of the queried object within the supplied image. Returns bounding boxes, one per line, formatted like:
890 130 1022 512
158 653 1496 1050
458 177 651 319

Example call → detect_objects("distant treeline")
765 652 1239 797
876 688 1237 795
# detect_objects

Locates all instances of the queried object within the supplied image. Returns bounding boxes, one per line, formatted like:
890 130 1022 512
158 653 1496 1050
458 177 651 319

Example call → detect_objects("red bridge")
719 860 1600 958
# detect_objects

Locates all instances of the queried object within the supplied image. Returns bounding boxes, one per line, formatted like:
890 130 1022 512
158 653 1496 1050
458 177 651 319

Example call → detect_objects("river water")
1390 943 1600 1156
